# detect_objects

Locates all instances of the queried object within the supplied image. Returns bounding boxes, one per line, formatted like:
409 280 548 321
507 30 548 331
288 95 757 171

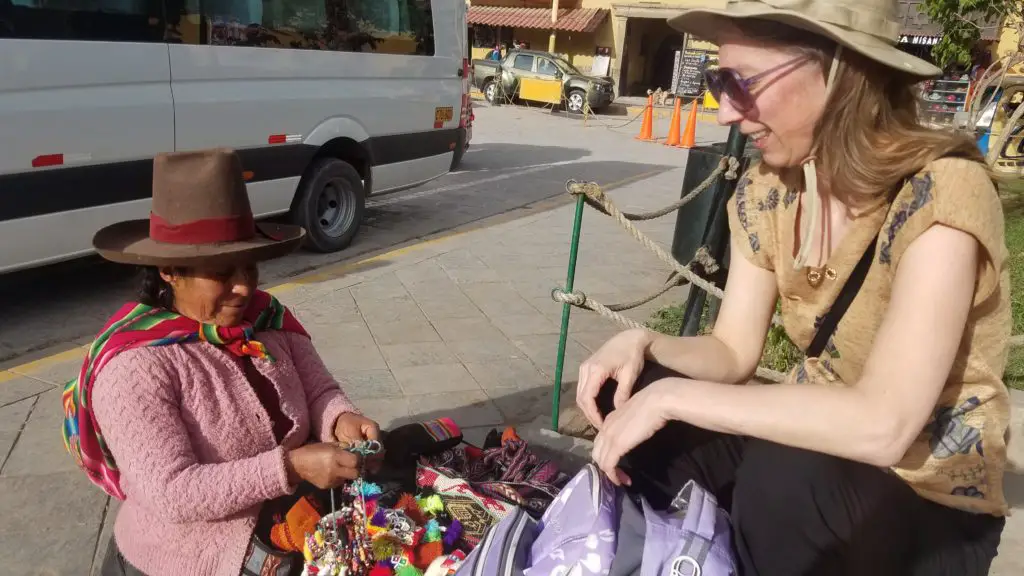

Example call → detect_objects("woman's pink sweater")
91 331 358 576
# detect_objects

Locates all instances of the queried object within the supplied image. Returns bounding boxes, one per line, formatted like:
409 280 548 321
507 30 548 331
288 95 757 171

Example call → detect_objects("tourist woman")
575 0 1011 573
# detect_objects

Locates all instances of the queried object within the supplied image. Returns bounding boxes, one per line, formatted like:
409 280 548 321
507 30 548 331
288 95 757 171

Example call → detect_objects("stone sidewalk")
2 167 1023 574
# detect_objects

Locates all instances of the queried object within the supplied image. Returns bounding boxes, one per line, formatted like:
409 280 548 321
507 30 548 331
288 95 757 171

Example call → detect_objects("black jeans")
599 362 1005 576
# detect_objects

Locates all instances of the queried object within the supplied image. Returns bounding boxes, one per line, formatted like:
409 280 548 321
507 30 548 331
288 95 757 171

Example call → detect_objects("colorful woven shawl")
61 290 308 499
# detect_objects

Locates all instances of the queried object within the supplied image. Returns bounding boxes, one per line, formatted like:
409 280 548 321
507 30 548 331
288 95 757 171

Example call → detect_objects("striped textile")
61 290 308 499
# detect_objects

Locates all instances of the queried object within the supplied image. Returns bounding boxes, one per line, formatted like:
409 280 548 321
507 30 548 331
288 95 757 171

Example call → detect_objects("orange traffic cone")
664 97 683 147
676 102 698 149
635 94 655 141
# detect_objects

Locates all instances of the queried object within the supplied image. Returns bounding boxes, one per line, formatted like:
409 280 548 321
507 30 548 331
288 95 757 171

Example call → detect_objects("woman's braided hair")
138 266 178 310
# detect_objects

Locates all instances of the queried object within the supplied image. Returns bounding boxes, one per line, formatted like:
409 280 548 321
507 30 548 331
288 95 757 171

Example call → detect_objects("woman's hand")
576 328 651 428
591 378 674 486
333 412 381 446
285 443 363 489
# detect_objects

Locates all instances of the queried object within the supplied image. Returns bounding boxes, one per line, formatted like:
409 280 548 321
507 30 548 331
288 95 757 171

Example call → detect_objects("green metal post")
552 195 587 431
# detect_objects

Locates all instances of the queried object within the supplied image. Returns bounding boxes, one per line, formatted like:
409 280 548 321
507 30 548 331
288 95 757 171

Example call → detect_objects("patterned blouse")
727 157 1012 516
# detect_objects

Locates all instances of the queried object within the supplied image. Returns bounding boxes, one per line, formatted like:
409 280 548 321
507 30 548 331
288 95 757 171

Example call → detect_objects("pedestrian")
63 149 381 576
574 0 1011 574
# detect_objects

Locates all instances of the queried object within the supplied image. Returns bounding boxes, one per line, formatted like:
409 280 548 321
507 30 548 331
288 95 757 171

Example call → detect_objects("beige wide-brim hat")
668 0 942 79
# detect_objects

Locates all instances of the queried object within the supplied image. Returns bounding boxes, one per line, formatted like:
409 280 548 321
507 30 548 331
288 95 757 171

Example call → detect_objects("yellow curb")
1 168 664 383
0 345 89 384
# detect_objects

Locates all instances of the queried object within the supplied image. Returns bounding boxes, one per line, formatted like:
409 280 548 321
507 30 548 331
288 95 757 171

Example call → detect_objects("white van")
0 0 472 275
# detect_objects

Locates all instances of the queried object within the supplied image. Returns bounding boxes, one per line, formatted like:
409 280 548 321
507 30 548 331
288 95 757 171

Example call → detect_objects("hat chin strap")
794 44 843 270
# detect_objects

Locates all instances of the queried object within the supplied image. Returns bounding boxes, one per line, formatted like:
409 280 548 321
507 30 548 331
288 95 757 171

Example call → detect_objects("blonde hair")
727 19 986 205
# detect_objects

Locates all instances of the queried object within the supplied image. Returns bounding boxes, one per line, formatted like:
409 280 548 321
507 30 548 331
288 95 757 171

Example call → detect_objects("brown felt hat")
93 148 304 267
668 0 942 79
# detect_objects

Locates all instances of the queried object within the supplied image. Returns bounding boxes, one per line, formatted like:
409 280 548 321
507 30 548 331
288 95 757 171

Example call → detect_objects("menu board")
672 50 714 96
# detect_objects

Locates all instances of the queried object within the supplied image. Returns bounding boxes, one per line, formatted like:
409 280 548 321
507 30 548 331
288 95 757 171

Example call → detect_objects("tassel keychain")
306 440 384 575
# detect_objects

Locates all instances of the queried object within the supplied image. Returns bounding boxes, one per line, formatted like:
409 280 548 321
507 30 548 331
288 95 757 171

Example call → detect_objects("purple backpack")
455 464 737 576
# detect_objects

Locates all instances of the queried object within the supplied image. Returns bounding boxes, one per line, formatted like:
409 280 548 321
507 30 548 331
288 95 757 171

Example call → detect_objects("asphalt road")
0 104 730 365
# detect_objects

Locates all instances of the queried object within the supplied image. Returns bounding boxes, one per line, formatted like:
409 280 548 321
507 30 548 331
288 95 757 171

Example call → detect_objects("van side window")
174 0 434 55
0 0 164 42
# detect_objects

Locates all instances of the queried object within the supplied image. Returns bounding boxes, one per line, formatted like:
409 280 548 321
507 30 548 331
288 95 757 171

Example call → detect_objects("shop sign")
899 35 940 45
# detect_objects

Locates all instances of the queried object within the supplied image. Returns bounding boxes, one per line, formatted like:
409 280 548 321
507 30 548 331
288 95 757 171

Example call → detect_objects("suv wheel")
484 80 500 104
566 89 586 114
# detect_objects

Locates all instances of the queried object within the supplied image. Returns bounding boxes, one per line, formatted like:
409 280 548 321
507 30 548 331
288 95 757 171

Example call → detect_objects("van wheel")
292 158 365 253
450 145 466 170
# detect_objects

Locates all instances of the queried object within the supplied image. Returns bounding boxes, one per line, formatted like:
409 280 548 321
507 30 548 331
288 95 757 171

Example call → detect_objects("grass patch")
645 301 802 376
999 176 1024 390
645 303 687 336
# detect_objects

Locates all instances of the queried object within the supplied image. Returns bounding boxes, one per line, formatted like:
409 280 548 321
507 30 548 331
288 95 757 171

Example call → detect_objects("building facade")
468 0 1019 97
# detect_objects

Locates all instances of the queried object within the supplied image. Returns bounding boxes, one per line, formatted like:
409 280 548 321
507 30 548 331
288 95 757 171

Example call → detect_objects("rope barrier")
583 158 737 222
547 152 790 424
560 156 739 301
544 132 785 427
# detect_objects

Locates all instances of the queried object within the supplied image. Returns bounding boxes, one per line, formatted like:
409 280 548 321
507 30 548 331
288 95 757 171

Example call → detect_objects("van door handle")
457 68 465 78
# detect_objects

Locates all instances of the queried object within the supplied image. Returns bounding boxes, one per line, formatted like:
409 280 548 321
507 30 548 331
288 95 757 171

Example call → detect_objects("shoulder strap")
805 237 877 358
804 150 972 358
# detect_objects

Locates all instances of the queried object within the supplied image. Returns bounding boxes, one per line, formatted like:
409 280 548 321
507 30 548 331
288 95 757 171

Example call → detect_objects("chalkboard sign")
674 51 709 96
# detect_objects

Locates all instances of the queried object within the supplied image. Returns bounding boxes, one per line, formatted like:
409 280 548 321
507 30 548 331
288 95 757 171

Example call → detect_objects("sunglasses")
703 55 811 112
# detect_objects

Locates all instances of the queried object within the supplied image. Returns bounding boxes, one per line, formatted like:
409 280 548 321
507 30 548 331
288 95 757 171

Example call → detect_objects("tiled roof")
468 7 608 34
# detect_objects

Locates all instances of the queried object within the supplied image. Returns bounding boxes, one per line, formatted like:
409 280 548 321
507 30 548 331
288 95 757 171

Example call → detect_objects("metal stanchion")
551 195 586 430
672 125 752 336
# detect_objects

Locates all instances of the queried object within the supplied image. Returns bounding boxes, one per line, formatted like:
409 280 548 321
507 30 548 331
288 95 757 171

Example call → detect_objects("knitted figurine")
271 495 322 552
382 418 463 469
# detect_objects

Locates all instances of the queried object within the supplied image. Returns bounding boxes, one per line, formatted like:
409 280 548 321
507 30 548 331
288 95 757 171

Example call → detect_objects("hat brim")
668 6 942 79
92 220 305 268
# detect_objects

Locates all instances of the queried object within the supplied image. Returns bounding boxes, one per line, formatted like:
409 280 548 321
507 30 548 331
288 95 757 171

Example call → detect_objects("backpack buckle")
671 555 701 576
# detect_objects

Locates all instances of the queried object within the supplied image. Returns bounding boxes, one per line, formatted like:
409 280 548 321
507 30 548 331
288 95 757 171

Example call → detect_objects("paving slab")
11 356 81 388
431 317 507 342
445 333 529 365
320 343 389 373
406 391 505 429
0 374 53 408
0 471 109 576
333 369 404 400
391 363 481 395
463 358 547 392
2 390 77 478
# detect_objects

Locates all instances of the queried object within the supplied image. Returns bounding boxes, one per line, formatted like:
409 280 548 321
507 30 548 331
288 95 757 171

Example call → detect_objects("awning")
468 7 609 34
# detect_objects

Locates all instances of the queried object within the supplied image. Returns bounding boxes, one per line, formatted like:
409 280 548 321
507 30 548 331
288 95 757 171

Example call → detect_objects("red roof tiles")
468 7 609 34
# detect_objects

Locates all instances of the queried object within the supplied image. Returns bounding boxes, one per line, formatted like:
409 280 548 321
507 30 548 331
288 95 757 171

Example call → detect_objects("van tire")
292 158 365 253
450 145 465 170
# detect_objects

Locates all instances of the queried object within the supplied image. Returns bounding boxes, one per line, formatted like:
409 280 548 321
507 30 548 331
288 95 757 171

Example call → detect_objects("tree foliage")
920 0 1020 68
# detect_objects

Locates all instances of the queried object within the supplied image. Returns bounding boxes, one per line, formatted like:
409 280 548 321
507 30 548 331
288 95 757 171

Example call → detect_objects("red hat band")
149 212 256 245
